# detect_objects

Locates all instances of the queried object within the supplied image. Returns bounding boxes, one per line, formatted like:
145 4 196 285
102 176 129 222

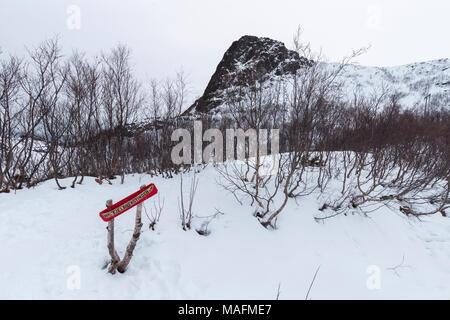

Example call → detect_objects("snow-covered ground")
1 166 449 299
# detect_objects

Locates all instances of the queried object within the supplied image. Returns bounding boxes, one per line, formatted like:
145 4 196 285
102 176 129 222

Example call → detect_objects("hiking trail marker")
99 183 158 222
100 183 158 274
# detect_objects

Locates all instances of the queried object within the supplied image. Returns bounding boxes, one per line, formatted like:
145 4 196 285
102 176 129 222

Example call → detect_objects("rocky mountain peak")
184 35 312 114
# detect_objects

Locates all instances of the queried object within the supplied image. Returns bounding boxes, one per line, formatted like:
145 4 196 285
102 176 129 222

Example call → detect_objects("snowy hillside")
331 58 450 109
184 34 449 115
1 166 449 299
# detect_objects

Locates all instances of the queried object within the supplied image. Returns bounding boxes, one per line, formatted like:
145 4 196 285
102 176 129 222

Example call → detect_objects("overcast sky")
1 0 449 102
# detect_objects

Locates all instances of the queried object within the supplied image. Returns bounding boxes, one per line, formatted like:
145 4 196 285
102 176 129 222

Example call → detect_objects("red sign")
99 184 158 222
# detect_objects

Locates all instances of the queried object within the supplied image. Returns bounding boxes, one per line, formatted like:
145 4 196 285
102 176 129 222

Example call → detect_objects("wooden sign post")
101 184 158 274
100 184 157 221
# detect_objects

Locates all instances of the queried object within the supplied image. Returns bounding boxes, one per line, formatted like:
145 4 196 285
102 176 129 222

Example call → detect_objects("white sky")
1 0 449 102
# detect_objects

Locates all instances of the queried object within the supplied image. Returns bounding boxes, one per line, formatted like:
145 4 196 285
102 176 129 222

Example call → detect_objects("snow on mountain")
185 35 449 114
184 35 312 114
331 58 450 109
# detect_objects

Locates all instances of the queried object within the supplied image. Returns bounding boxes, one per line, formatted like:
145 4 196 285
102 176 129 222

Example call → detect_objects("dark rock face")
184 35 312 114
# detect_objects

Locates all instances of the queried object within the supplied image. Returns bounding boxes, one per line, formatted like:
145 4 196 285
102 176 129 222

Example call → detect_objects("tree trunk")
117 201 144 273
106 199 120 274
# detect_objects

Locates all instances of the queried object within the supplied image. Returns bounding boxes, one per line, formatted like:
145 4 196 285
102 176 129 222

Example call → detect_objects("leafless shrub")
144 194 165 230
317 89 449 219
195 208 225 236
217 29 366 228
178 173 199 230
387 254 411 277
